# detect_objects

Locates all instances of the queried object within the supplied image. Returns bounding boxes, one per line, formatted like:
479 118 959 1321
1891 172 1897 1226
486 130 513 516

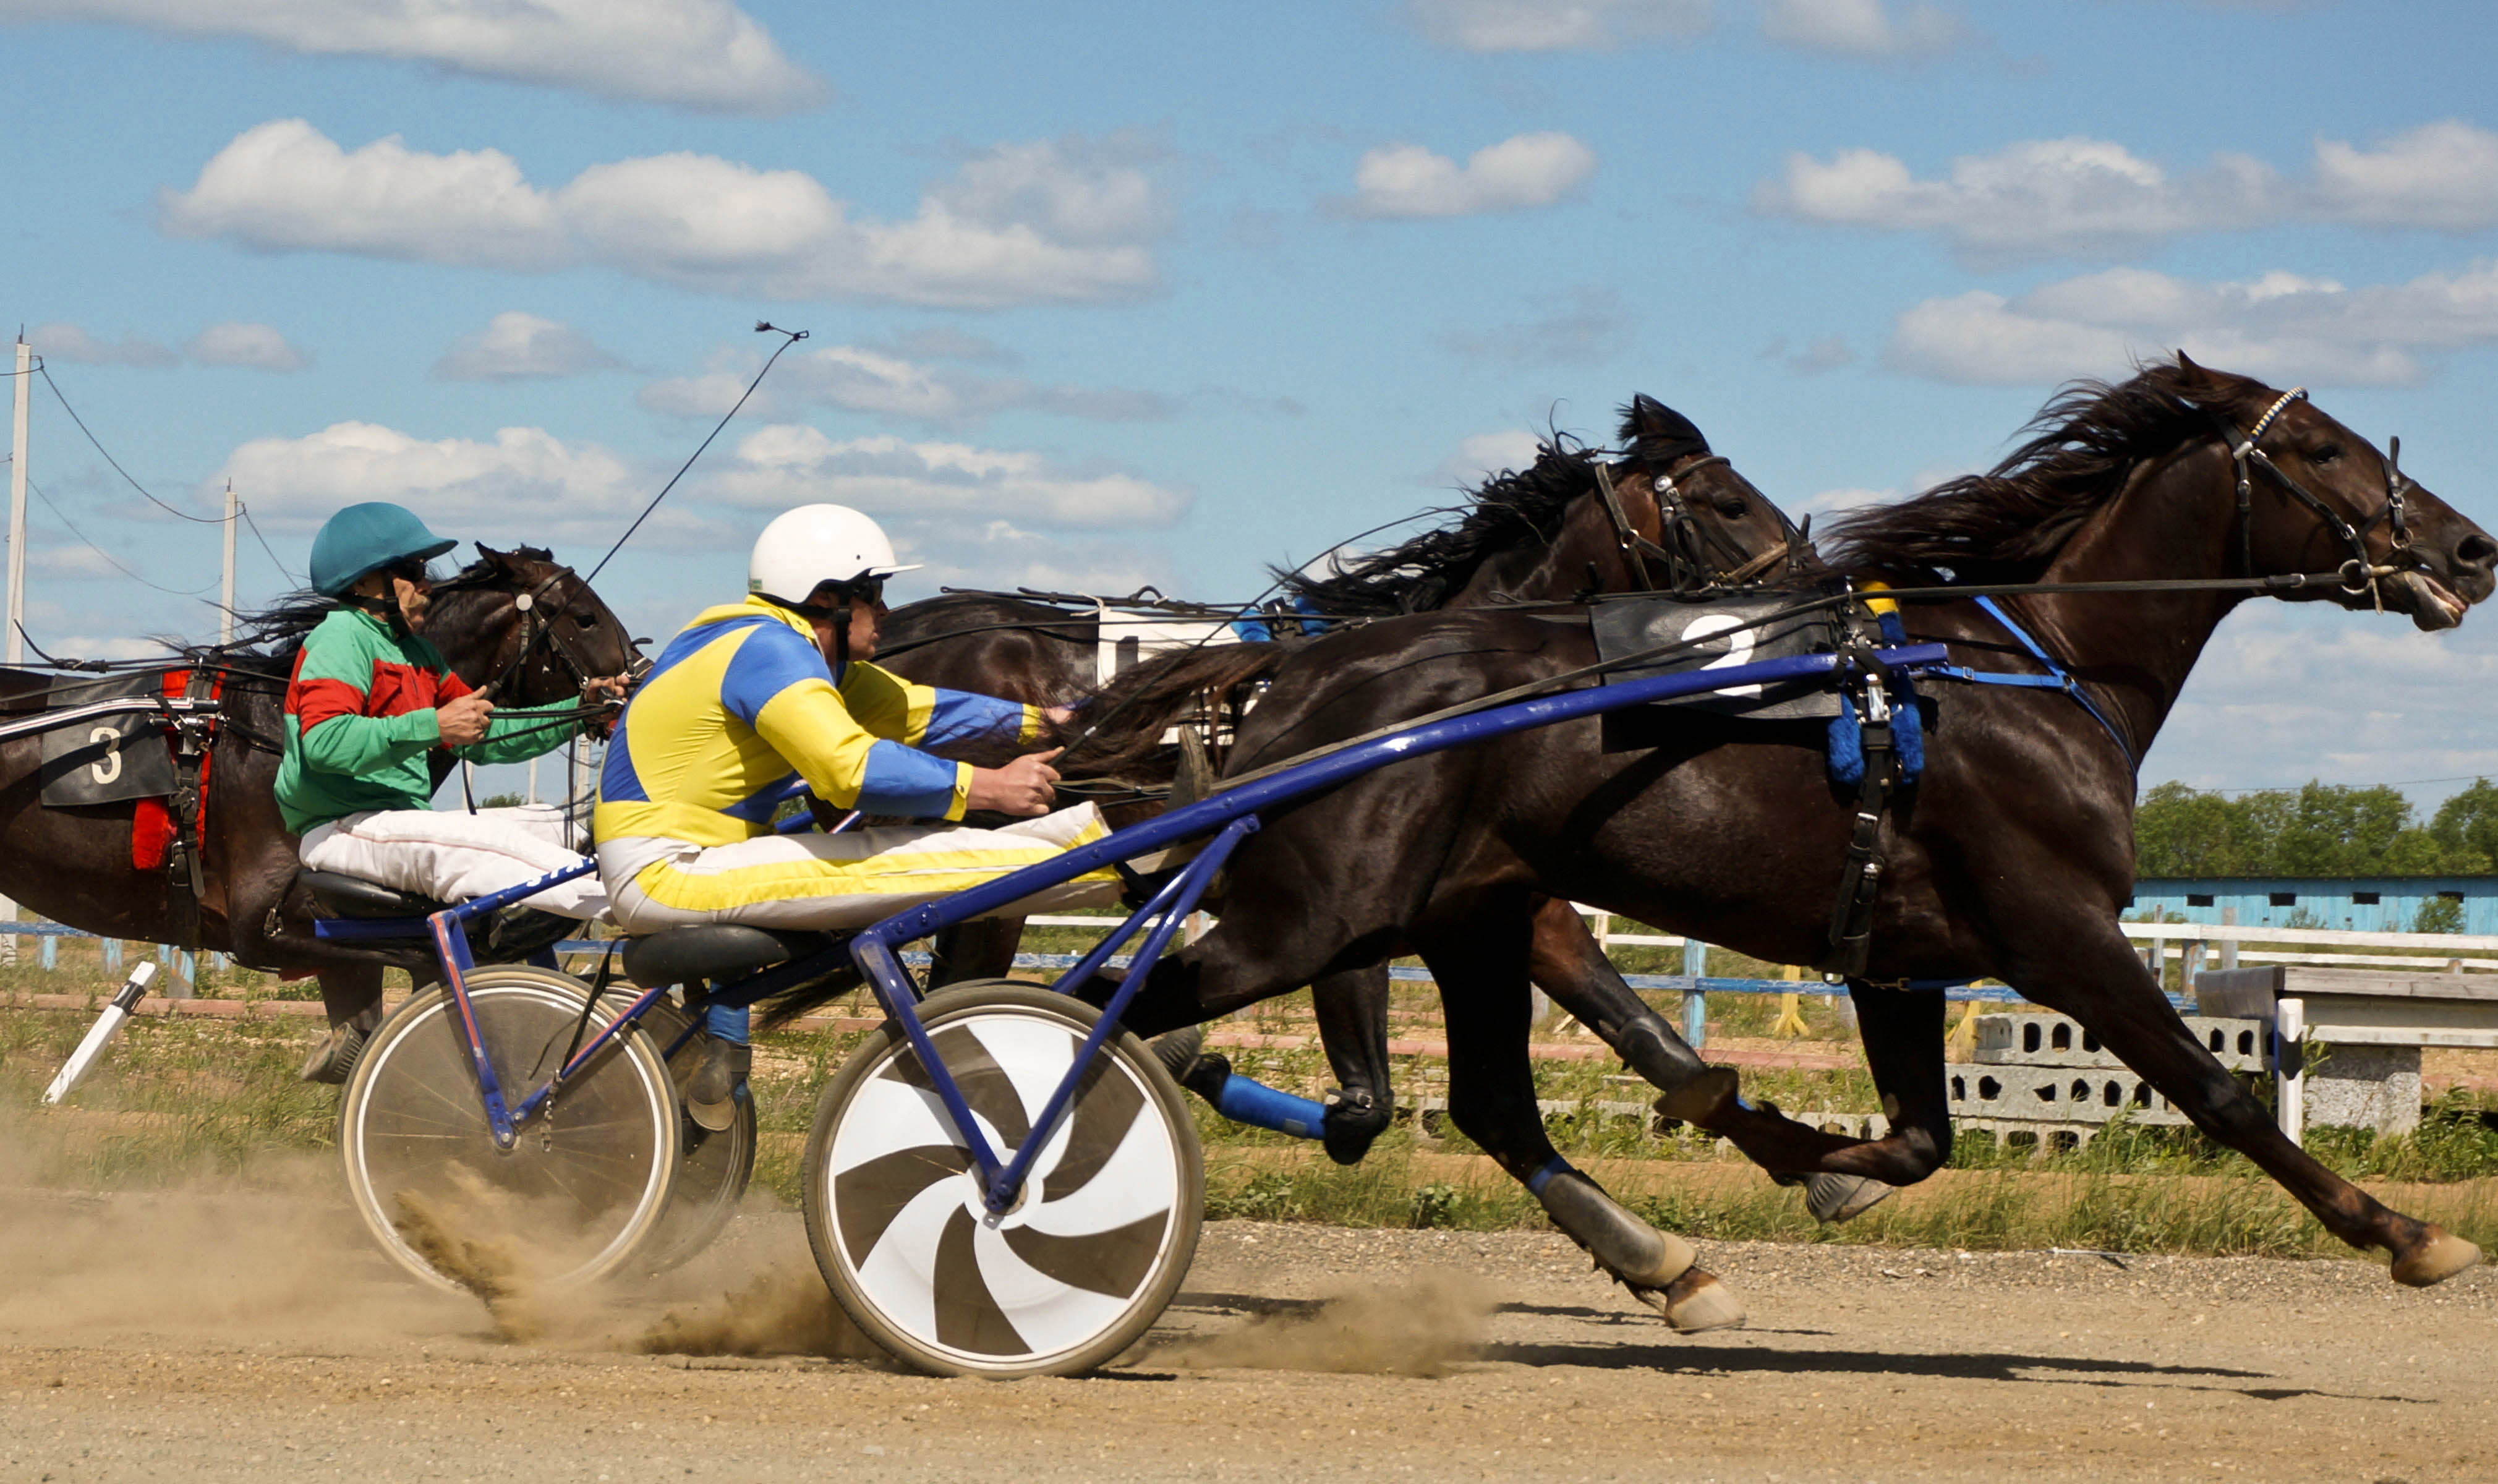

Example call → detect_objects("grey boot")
299 1001 385 1085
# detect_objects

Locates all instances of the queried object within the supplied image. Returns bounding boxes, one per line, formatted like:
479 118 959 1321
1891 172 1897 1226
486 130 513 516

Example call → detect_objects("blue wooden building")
2127 877 2498 936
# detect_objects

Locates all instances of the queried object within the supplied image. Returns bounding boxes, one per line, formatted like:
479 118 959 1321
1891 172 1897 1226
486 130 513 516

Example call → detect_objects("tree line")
2135 780 2498 878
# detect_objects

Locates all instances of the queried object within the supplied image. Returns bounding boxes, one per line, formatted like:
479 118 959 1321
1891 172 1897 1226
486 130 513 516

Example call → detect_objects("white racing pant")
600 804 1120 936
299 804 610 919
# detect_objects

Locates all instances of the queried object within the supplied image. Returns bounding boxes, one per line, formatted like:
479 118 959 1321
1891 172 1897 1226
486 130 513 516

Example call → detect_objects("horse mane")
1825 357 2270 583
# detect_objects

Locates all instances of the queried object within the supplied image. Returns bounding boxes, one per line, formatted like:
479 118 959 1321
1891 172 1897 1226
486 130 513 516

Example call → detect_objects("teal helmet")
309 503 459 597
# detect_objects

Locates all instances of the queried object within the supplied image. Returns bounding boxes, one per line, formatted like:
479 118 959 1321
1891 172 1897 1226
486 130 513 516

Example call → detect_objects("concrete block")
1972 1012 2265 1073
2298 1043 2423 1137
1945 1061 2191 1127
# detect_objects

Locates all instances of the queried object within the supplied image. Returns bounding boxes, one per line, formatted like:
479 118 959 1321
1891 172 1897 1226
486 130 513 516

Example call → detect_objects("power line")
35 364 223 524
24 474 219 597
235 500 301 586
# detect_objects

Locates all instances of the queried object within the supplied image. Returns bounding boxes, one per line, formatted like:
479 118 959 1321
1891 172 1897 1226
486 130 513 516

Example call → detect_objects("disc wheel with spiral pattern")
802 981 1203 1378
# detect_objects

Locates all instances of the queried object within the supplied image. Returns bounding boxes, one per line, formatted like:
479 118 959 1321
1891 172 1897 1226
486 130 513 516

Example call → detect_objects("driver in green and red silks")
279 501 629 1083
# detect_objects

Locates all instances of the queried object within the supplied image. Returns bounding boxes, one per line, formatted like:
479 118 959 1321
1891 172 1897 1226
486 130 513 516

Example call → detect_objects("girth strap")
1914 594 2138 775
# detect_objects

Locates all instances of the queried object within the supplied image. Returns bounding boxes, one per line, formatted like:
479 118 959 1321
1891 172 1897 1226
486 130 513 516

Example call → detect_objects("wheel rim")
822 1005 1188 1371
343 976 675 1292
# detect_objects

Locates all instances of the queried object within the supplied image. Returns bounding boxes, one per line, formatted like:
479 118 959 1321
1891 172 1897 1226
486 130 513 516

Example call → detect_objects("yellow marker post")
1771 964 1809 1039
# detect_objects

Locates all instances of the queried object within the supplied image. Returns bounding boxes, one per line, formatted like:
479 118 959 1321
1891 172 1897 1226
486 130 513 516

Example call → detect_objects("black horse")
881 397 1807 1174
1084 357 2492 1307
0 545 642 1038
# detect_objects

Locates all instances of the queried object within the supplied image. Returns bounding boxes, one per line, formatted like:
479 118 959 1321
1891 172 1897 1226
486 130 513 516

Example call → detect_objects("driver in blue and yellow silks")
594 503 1114 1129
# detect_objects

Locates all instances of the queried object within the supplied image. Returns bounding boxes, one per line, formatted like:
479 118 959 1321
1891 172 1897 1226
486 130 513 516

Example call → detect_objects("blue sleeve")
857 739 965 818
718 621 830 726
918 689 1033 751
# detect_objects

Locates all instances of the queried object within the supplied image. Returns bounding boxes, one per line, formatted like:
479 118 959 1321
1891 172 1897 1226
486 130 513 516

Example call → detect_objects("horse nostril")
2458 532 2498 570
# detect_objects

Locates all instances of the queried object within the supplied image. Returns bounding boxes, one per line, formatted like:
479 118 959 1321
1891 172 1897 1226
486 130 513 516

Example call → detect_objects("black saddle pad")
301 869 451 921
38 672 181 807
1588 588 1843 722
622 924 842 987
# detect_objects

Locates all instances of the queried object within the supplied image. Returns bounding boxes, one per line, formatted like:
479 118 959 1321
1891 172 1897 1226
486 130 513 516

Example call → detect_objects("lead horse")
1092 358 2493 1296
0 545 641 1039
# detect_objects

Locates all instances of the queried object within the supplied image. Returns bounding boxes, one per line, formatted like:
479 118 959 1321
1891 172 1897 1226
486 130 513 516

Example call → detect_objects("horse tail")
1054 641 1294 780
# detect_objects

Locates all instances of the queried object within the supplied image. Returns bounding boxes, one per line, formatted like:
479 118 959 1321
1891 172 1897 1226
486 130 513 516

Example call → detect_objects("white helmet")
748 504 921 608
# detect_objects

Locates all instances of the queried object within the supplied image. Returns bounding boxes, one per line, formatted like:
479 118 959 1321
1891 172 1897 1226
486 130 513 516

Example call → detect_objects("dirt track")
3 1181 2494 1484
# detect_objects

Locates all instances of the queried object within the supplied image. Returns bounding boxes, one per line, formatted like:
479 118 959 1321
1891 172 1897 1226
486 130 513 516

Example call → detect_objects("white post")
0 336 26 966
220 480 237 646
8 335 27 667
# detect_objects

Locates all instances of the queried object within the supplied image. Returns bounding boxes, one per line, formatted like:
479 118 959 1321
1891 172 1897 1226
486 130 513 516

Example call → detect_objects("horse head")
1611 393 1817 594
2175 355 2497 631
428 545 647 727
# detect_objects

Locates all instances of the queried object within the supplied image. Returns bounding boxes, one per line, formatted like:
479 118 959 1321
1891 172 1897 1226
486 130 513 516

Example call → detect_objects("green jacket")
275 608 580 835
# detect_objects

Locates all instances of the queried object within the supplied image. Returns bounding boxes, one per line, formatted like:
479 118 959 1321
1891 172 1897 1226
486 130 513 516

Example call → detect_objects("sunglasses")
384 559 435 586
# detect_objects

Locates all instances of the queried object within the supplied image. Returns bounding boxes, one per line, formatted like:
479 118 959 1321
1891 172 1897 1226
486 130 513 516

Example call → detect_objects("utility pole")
2 334 27 963
220 480 237 645
8 334 28 667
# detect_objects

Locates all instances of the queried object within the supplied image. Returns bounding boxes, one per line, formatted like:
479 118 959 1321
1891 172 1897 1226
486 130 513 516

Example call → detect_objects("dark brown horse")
881 397 1807 1168
0 544 641 1036
1091 358 2493 1307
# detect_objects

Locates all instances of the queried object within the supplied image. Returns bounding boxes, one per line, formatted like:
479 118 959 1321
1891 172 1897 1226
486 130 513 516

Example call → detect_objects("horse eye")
1716 500 1750 518
2310 444 2343 464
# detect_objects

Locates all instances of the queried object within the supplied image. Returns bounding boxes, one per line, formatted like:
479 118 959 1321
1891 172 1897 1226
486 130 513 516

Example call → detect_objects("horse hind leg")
1420 903 1744 1333
299 963 386 1085
1310 965 1394 1164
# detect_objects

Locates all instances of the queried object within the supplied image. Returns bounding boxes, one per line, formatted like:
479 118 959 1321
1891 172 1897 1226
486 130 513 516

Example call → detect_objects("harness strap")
1925 595 2140 775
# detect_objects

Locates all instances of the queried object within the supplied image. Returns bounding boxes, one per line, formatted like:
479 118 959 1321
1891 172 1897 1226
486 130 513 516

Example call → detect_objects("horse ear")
474 542 510 567
2174 349 2210 381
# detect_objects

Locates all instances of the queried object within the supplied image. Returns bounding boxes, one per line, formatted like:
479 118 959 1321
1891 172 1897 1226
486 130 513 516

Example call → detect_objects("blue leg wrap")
704 1001 751 1046
1526 1154 1574 1196
1208 1071 1328 1140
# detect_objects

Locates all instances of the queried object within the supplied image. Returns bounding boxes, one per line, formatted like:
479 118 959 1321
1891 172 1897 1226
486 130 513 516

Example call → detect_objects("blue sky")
4 0 2495 804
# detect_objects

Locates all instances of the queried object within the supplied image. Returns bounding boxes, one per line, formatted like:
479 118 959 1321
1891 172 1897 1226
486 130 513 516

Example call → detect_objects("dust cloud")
1148 1274 1494 1378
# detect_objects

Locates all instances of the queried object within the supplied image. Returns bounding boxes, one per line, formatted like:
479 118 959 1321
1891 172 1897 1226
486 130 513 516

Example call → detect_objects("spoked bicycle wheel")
803 981 1203 1378
638 998 757 1273
339 966 680 1294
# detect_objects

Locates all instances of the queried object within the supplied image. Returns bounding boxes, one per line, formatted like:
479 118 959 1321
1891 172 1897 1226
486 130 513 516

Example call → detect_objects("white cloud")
0 0 823 113
1796 485 1893 517
1759 121 2498 263
1404 0 1712 51
1345 132 1596 219
1430 429 1545 487
2311 119 2498 231
637 342 1174 426
433 312 621 382
28 322 177 367
30 544 126 578
1886 260 2498 387
185 320 308 371
1441 286 1631 365
208 420 723 548
160 119 568 269
702 425 1190 531
1760 0 1966 58
160 121 1168 309
2144 603 2498 793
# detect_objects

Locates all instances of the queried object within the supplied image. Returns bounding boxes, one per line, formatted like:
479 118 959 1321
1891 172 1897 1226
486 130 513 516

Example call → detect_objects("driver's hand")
1044 704 1078 728
966 748 1062 817
582 672 635 704
436 692 495 748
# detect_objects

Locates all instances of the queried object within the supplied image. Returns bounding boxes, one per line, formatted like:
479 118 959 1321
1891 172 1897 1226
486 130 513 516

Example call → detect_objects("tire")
637 998 759 1273
802 981 1203 1378
338 966 680 1295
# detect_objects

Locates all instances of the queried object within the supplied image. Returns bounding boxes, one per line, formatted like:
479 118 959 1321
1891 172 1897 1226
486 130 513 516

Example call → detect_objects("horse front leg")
2020 927 2479 1287
1691 984 1956 1192
1522 897 1736 1120
1419 897 1744 1333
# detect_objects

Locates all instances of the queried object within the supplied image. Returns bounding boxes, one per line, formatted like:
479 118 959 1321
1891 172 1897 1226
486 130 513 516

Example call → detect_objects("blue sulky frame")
316 641 1946 1205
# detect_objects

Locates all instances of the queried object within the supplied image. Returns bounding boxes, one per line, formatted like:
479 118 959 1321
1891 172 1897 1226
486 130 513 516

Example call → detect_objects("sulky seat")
620 924 842 988
301 869 451 921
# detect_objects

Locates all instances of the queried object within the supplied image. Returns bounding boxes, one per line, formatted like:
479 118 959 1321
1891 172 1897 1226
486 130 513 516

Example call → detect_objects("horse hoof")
1651 1067 1740 1125
2392 1227 2482 1287
1638 1268 1747 1333
1321 1088 1389 1167
1804 1172 1895 1224
1148 1025 1206 1086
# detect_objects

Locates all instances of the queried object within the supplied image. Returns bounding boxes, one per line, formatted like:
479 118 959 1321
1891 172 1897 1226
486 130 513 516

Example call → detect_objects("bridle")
473 565 645 710
1590 451 1808 597
2217 385 2415 612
